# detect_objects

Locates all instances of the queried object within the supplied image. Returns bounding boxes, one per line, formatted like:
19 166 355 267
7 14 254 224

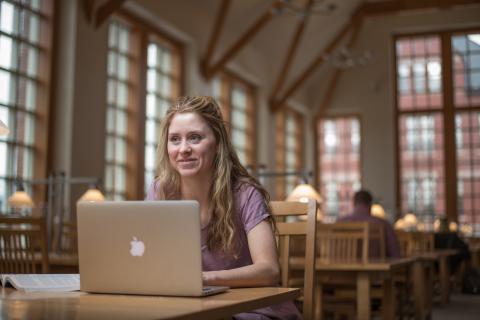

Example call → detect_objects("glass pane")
231 108 246 130
0 35 13 69
116 82 128 108
115 165 125 192
24 79 37 111
144 144 156 170
161 51 171 73
160 75 171 97
0 142 7 177
452 33 480 108
105 136 114 161
118 27 129 53
117 55 129 80
28 14 39 44
108 23 118 48
147 69 157 92
456 111 480 235
146 93 156 118
318 117 361 219
115 137 125 164
27 46 39 77
107 51 117 76
0 2 15 34
231 128 246 149
147 43 157 67
399 113 445 222
396 35 442 111
145 119 156 144
0 70 13 105
232 88 246 110
116 109 127 135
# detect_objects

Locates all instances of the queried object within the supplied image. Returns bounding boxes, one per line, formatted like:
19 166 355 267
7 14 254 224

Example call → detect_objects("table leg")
439 256 450 304
412 260 425 320
315 281 323 320
382 277 395 320
357 272 370 320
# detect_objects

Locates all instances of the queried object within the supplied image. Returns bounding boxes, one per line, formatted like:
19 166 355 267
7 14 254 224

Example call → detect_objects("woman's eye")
169 136 181 144
188 134 202 143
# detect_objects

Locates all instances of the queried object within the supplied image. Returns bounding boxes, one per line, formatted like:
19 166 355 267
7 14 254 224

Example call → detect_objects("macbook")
76 200 228 296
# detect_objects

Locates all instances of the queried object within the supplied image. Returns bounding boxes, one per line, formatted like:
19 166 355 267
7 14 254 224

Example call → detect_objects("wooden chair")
0 215 49 273
316 222 389 319
271 200 318 320
317 222 370 262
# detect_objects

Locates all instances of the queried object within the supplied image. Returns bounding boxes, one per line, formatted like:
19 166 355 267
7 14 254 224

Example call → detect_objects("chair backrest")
369 222 386 259
271 200 318 320
396 230 434 257
0 215 49 273
318 222 370 262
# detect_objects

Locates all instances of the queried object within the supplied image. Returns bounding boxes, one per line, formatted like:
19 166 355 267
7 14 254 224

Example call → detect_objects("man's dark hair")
354 189 373 206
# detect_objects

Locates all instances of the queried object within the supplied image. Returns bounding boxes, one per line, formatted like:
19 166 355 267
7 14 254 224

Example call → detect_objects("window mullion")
441 32 458 224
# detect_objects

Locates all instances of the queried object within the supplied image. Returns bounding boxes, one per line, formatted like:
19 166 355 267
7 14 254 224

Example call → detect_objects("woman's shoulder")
234 181 262 201
145 179 161 200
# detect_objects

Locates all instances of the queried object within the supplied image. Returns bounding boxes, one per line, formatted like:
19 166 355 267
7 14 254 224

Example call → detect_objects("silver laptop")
76 201 228 296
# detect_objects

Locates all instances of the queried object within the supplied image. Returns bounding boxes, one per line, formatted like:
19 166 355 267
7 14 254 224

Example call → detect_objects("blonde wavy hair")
154 96 272 255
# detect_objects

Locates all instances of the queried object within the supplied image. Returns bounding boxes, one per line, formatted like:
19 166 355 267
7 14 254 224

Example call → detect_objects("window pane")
144 39 180 191
456 111 480 234
453 33 480 107
318 117 361 220
398 113 445 223
105 21 132 199
396 36 443 111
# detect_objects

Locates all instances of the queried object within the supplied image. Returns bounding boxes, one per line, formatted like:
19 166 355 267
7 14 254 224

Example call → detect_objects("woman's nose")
179 140 191 153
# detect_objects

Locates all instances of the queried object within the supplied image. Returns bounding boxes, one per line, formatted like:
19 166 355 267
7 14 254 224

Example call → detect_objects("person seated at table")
146 96 301 320
337 189 401 258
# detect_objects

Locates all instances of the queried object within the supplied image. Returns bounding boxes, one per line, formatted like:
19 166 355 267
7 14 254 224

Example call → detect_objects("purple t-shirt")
146 182 302 320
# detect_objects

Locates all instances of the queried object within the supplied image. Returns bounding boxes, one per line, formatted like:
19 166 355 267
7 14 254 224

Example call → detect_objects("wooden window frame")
105 11 183 200
315 114 363 221
0 0 54 210
213 71 257 167
393 27 480 227
274 107 303 200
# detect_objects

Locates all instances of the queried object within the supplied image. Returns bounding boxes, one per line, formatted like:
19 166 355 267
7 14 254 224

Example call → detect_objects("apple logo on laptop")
130 237 145 256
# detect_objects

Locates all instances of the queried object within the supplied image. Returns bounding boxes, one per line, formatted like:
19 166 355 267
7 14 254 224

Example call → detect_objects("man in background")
337 189 401 258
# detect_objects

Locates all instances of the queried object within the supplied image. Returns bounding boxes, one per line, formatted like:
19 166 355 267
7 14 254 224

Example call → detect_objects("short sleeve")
145 181 159 200
236 185 270 234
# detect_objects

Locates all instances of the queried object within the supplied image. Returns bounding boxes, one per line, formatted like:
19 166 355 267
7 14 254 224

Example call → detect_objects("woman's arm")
202 220 280 287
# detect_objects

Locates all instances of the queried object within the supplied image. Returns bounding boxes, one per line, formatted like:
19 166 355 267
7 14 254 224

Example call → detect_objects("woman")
146 96 301 319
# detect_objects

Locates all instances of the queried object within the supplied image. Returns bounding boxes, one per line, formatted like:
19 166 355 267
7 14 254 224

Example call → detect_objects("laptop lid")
77 200 206 296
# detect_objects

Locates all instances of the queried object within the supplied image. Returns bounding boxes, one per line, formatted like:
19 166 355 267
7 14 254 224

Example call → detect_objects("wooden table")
0 287 299 320
316 258 414 320
421 249 458 305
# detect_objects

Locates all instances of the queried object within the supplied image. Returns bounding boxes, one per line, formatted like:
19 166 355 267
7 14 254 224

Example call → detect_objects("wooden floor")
432 293 480 319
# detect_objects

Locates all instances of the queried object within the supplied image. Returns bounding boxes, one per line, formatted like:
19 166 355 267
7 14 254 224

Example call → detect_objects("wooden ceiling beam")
271 7 362 112
201 0 232 76
95 0 128 29
204 0 285 80
359 0 480 16
269 0 316 104
316 19 363 118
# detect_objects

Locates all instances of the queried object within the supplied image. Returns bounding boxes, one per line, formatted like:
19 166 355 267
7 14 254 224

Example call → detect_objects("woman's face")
167 112 217 179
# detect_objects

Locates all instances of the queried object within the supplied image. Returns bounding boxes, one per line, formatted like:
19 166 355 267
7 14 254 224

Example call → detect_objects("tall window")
274 109 303 200
105 20 136 200
144 37 180 191
0 0 53 211
105 15 182 200
452 32 480 234
212 73 256 166
395 31 480 234
317 117 361 222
